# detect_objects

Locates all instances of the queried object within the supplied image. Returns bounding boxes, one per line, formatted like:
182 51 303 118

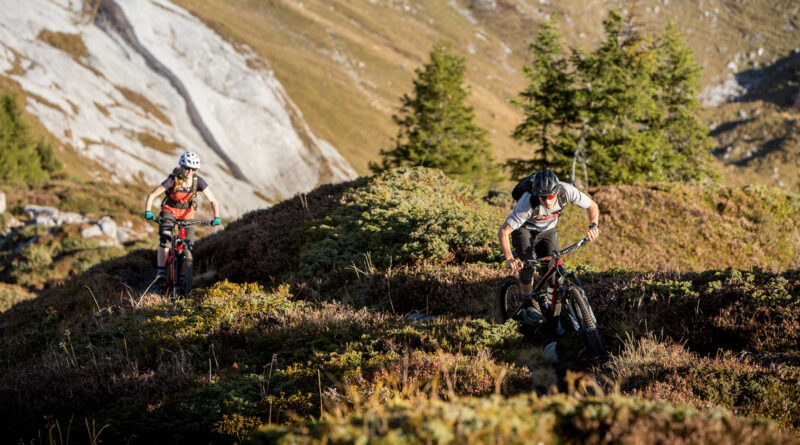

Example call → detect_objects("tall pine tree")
507 19 578 180
574 11 666 184
370 41 499 186
654 23 718 182
512 11 718 186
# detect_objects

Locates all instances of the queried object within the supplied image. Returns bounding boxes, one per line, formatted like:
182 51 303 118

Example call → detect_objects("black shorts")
511 227 559 285
158 211 195 248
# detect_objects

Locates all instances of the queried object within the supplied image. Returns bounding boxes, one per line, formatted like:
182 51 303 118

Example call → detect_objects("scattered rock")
23 205 59 221
98 216 117 239
57 212 86 225
34 216 57 227
470 0 496 10
81 224 104 239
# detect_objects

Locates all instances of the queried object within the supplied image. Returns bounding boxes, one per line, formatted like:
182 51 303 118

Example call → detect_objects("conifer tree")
507 19 578 180
370 41 499 186
654 23 718 182
512 11 717 186
0 94 50 182
574 11 666 184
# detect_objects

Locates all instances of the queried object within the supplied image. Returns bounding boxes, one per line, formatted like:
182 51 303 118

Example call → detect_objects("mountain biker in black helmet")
143 151 221 281
498 169 600 300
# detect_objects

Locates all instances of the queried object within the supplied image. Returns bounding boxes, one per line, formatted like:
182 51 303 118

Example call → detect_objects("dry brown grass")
166 0 798 177
37 30 88 60
135 132 182 155
114 86 172 126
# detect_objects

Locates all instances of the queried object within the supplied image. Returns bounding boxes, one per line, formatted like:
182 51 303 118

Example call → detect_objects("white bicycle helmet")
179 151 201 169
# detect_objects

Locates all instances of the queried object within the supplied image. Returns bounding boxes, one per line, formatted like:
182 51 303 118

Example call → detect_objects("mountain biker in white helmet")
498 169 600 301
144 151 221 281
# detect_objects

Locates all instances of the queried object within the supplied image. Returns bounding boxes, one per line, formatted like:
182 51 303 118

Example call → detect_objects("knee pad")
159 231 172 247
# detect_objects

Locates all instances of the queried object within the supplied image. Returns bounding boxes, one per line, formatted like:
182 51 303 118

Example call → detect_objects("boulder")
57 212 86 225
81 224 104 239
24 205 60 224
34 216 57 227
97 216 117 239
23 205 59 219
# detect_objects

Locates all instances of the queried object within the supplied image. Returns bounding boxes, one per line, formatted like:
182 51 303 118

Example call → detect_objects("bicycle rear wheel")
498 276 541 323
567 286 604 362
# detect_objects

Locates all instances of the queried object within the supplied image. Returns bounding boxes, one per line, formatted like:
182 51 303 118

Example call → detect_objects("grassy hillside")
2 168 799 442
702 51 800 190
0 178 155 295
168 0 800 181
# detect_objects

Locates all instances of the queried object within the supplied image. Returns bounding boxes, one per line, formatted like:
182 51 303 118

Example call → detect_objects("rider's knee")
519 266 534 285
159 232 172 247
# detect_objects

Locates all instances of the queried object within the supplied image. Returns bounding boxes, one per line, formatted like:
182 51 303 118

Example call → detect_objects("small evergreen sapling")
371 41 499 188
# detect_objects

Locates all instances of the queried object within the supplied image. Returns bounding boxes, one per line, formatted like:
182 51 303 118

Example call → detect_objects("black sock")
157 267 165 275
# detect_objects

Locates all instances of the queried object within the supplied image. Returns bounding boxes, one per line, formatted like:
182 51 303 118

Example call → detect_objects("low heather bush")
250 393 794 444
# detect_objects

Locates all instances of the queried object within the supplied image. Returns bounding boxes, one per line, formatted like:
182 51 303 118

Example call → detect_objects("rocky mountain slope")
3 0 800 211
0 0 356 216
170 0 800 187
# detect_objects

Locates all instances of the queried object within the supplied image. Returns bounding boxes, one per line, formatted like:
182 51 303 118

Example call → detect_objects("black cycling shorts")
158 211 195 249
511 227 559 285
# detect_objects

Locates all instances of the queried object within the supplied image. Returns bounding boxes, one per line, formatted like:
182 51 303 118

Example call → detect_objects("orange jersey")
160 174 208 220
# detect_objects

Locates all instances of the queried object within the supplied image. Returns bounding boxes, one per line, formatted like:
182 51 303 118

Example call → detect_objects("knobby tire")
183 249 193 297
568 286 604 362
498 276 541 323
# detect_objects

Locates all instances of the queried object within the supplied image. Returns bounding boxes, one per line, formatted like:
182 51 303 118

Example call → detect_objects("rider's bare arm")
145 185 166 212
201 187 220 218
498 222 523 272
586 200 600 242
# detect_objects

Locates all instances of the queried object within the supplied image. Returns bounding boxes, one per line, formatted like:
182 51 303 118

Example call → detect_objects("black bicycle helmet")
533 169 559 196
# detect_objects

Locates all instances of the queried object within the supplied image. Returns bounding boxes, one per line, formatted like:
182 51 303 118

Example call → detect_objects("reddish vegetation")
194 179 362 283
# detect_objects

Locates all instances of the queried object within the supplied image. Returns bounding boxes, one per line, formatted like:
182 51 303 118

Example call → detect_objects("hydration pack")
163 167 199 210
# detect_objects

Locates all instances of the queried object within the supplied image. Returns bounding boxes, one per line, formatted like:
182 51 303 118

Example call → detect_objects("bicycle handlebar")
525 229 601 266
149 216 213 227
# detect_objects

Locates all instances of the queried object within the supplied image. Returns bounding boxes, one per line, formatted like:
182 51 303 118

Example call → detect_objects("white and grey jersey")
505 182 592 232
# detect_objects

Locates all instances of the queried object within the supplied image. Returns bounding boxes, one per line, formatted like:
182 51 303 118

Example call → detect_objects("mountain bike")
148 217 212 300
498 235 604 363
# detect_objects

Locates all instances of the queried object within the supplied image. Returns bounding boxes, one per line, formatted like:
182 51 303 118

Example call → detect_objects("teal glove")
212 217 221 226
145 210 155 220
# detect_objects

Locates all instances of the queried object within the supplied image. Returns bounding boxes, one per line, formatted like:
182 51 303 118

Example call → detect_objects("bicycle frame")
150 216 212 299
516 236 597 331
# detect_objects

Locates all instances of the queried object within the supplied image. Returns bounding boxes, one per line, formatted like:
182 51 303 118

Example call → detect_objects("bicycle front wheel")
568 286 604 361
498 276 541 323
182 249 193 297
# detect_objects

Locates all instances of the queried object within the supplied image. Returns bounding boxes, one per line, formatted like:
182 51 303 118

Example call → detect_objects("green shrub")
0 283 35 311
690 364 800 430
297 167 504 276
250 394 786 444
